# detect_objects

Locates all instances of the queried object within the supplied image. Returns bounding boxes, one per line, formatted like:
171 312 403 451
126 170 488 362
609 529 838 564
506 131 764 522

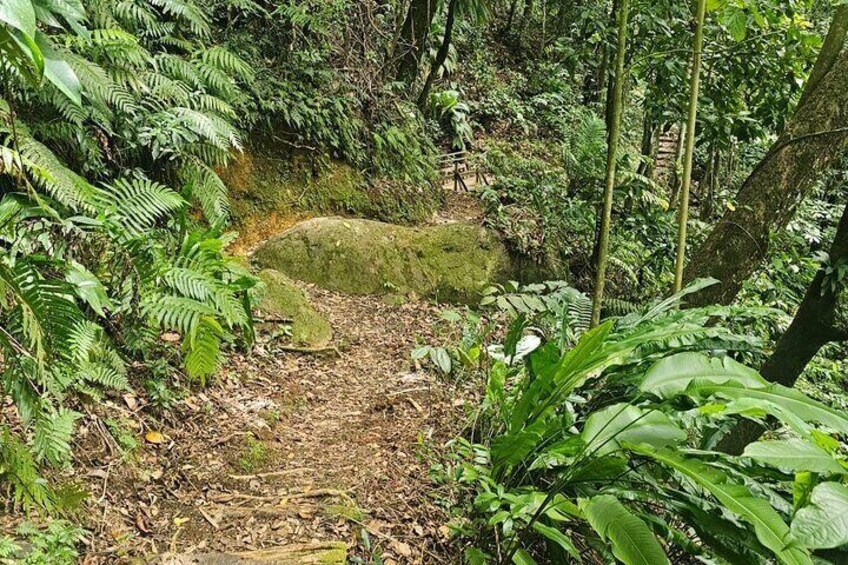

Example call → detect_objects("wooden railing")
438 149 490 191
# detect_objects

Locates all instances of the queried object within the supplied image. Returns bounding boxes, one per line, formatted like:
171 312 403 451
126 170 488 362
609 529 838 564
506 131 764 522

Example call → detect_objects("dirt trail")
5 191 489 564
66 269 474 565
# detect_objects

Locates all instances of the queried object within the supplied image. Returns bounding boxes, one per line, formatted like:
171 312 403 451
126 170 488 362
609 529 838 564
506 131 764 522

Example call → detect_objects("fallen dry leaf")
144 431 165 444
160 332 181 342
391 540 412 557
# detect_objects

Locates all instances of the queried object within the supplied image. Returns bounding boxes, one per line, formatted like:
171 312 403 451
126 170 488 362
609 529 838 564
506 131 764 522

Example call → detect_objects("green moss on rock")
257 269 332 346
252 217 517 304
219 145 440 228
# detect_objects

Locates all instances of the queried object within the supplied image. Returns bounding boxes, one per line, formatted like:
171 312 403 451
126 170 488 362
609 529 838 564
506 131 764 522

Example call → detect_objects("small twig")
386 387 430 397
276 344 341 356
255 315 294 324
169 527 183 553
197 506 220 530
228 468 314 481
209 431 250 448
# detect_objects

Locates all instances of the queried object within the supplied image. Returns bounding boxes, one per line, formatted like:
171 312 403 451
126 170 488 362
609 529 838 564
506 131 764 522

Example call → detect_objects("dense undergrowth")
421 280 848 563
3 0 848 562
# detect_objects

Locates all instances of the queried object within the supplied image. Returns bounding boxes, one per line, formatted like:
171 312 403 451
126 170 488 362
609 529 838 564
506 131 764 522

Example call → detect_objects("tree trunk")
717 203 848 454
798 5 848 109
417 0 458 107
590 0 630 327
394 0 439 84
683 42 848 306
637 106 657 179
700 144 719 220
673 0 708 292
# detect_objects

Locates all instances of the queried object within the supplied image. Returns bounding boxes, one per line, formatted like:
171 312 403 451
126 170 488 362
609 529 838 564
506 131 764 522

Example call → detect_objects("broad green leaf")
491 419 547 471
411 346 430 360
744 439 845 475
66 261 112 317
581 403 685 456
582 495 669 565
0 0 36 39
0 25 42 79
791 482 848 549
631 445 812 565
687 381 848 434
429 346 452 374
793 472 814 512
36 32 81 105
714 398 813 438
512 549 536 565
465 547 491 565
484 360 507 407
509 323 611 432
640 352 766 398
724 7 747 41
531 522 582 563
633 277 719 323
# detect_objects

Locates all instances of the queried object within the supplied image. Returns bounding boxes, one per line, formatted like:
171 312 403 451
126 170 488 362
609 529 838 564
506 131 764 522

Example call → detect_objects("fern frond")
63 53 140 117
143 293 215 336
149 0 211 37
153 53 202 88
164 266 246 326
33 407 80 467
15 132 103 213
189 94 236 119
0 429 56 512
200 46 254 84
0 261 81 364
100 177 185 235
179 157 230 225
183 315 223 383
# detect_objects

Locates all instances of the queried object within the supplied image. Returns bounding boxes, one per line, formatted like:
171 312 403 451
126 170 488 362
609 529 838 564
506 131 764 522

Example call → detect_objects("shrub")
445 281 848 563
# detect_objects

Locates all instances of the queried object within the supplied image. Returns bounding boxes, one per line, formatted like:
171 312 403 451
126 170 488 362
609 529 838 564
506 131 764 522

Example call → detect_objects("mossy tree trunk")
684 7 848 306
717 202 848 454
590 0 630 327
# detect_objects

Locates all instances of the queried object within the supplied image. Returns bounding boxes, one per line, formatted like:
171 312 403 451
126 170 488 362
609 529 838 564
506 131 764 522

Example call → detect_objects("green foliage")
0 0 256 510
442 281 847 564
0 520 85 565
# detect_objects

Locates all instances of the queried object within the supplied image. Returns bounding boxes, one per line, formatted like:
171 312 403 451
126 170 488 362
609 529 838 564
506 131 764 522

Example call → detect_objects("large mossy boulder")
256 269 332 346
252 217 516 303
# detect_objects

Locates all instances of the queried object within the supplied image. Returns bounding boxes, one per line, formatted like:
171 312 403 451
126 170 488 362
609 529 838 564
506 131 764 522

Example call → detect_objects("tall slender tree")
590 0 630 327
673 0 708 292
393 0 440 84
418 0 460 107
